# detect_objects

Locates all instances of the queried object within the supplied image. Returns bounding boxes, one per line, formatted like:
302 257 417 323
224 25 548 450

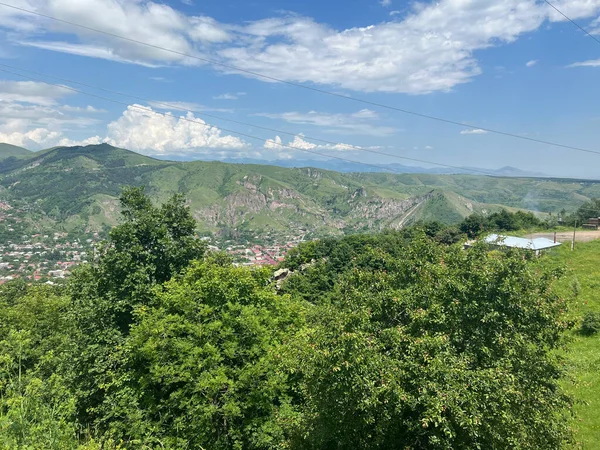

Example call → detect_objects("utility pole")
572 220 577 251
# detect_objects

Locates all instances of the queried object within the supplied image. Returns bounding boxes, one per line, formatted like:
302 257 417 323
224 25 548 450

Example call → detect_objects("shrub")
581 312 600 336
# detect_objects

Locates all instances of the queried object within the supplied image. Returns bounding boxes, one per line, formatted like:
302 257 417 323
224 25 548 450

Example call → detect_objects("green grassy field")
542 240 600 448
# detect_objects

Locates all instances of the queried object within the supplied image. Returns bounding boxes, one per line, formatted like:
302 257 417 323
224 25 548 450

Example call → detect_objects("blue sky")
0 0 600 177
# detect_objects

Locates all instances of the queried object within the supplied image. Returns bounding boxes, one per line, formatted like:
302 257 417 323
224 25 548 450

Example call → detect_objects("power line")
2 62 598 217
1 2 599 157
0 62 494 176
0 66 430 175
544 0 600 46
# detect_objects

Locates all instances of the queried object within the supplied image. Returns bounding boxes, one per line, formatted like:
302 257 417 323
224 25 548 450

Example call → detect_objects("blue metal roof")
484 234 562 251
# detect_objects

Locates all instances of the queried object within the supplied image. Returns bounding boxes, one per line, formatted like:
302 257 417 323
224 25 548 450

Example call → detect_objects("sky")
0 0 600 177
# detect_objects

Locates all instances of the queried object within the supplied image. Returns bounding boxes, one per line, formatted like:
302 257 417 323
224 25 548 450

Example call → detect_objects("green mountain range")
1 143 599 238
0 143 32 160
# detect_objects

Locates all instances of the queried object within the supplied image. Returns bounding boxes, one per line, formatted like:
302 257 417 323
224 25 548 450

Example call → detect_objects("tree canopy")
0 188 576 449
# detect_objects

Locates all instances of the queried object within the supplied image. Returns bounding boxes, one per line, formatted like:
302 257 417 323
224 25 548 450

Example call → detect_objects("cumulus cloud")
3 0 600 94
380 0 392 7
460 128 488 135
526 59 538 67
0 98 248 154
0 127 63 148
103 104 247 155
0 81 105 148
256 109 397 136
264 134 361 156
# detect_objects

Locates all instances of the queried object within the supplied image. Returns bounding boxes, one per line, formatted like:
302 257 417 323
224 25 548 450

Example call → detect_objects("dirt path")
528 230 600 243
397 202 422 229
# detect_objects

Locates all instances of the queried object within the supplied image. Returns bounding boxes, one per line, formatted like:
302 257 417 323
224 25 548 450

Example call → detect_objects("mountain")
1 144 599 239
193 157 548 177
0 143 32 160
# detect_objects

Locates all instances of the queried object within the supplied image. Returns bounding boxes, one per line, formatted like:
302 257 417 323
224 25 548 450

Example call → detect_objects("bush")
581 312 600 336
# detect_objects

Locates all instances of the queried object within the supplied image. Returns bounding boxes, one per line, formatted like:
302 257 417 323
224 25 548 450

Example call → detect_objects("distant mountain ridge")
178 157 548 177
1 144 598 239
0 143 32 160
1 143 547 177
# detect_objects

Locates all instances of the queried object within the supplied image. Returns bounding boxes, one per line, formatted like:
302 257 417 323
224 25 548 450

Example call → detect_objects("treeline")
401 209 551 245
564 198 600 226
0 188 574 449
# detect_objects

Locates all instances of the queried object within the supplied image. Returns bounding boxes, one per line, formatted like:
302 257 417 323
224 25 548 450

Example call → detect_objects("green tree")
103 258 306 449
0 287 78 449
281 237 573 449
67 187 207 429
459 213 488 238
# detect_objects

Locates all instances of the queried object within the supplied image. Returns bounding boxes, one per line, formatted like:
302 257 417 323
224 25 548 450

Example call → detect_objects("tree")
67 187 207 429
104 258 306 449
459 213 488 238
280 237 573 449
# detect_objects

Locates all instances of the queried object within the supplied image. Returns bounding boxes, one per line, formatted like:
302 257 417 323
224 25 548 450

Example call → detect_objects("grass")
541 240 600 448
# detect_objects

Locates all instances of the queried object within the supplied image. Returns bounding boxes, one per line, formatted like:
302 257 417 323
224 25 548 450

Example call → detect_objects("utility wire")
544 0 600 45
2 68 598 217
1 2 600 157
0 61 494 176
0 66 418 174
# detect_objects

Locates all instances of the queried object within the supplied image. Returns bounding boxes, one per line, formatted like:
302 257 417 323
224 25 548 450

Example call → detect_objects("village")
0 231 303 284
0 232 100 285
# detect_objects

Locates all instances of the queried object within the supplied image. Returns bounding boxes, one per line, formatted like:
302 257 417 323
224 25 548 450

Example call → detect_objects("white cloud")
0 127 63 148
217 0 600 94
149 76 172 82
213 92 246 100
424 145 434 149
264 134 362 156
568 59 600 67
60 105 106 113
380 0 392 7
181 0 194 5
460 128 488 135
103 104 247 155
526 59 538 67
390 10 401 16
256 109 397 136
148 101 233 113
0 80 74 106
0 99 248 154
19 41 163 67
3 0 600 94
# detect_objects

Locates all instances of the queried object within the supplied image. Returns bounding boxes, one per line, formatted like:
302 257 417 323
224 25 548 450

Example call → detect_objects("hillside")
0 143 32 160
540 240 600 447
1 144 599 238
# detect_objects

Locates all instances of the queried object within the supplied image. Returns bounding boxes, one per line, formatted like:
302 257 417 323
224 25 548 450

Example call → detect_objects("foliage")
565 198 600 226
458 209 549 238
0 187 580 449
2 143 600 238
0 286 79 449
581 312 600 336
102 258 306 449
279 237 573 449
66 187 207 432
536 239 600 447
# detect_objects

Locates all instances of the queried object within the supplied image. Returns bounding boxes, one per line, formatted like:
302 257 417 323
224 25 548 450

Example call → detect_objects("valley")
1 143 599 243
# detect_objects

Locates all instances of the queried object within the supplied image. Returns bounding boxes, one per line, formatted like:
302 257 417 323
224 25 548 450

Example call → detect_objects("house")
583 217 600 230
473 234 562 255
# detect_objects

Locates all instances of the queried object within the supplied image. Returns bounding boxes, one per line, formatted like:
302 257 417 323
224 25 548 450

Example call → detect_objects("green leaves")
0 198 576 449
278 235 573 449
118 261 306 449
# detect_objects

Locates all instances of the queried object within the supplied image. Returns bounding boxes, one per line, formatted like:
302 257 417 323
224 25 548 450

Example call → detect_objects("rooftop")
484 234 562 251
